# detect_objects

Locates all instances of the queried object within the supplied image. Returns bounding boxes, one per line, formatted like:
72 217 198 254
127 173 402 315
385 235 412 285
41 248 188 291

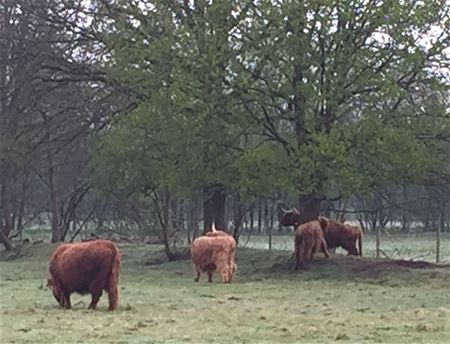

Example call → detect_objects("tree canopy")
93 0 449 224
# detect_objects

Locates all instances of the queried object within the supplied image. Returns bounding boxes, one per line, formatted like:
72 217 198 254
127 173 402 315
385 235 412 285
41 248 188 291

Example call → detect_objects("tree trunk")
203 186 226 234
264 198 269 230
277 203 284 233
0 230 13 251
0 3 11 243
268 221 272 251
257 199 262 233
186 200 195 244
152 189 175 260
16 181 26 237
270 201 275 229
436 209 443 263
232 195 244 244
297 195 322 225
376 225 380 259
45 114 60 242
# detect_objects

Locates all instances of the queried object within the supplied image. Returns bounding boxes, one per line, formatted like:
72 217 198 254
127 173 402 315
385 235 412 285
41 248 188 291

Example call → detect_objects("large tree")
94 1 256 232
0 0 120 246
93 0 449 231
230 0 450 223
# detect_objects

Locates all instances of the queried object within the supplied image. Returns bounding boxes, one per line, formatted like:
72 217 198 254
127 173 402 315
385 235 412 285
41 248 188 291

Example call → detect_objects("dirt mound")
350 257 450 279
352 258 449 272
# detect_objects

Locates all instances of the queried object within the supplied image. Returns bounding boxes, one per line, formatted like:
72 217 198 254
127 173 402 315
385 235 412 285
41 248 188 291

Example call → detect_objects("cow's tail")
107 244 121 310
294 235 302 270
110 246 121 285
358 230 363 257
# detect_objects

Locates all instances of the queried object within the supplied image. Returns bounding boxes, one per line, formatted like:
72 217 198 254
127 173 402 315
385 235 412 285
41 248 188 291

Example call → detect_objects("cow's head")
280 207 301 226
47 277 64 306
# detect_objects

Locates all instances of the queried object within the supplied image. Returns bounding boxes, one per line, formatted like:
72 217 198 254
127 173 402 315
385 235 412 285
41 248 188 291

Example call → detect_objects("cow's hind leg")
207 271 213 283
217 263 230 283
107 284 118 311
294 239 302 270
193 264 201 282
302 245 313 269
88 290 102 310
62 292 71 309
88 278 105 310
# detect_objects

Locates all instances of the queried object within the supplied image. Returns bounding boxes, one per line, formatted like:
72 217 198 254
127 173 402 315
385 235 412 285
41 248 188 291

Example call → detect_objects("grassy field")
0 241 449 344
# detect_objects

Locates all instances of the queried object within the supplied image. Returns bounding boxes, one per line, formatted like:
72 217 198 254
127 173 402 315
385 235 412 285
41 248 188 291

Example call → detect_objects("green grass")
0 242 449 344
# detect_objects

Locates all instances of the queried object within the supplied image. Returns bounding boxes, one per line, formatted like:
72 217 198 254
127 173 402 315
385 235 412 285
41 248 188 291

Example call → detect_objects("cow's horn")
212 221 217 232
293 207 300 214
281 207 290 213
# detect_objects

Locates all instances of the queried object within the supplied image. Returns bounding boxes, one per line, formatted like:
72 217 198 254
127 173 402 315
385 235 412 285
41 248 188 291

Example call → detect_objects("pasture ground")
0 240 449 344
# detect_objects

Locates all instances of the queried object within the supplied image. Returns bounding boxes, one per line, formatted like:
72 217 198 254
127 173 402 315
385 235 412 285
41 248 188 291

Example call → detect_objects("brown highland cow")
293 219 330 270
48 239 121 311
318 217 363 256
191 226 237 283
280 208 363 256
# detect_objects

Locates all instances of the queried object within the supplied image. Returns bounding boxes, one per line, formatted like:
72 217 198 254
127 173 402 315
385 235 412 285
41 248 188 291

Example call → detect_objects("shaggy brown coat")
48 239 121 311
294 220 330 270
191 231 237 283
318 217 363 256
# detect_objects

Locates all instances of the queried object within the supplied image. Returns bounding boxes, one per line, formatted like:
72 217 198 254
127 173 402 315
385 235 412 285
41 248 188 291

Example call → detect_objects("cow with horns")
280 207 362 256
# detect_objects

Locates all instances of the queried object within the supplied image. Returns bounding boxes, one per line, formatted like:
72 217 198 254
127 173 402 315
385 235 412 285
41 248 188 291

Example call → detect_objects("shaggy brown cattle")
280 209 363 256
293 219 330 269
318 217 363 256
280 207 302 227
48 239 121 311
191 228 237 283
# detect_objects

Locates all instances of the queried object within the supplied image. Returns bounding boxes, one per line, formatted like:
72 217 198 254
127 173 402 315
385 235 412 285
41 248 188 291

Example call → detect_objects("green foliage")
93 0 450 202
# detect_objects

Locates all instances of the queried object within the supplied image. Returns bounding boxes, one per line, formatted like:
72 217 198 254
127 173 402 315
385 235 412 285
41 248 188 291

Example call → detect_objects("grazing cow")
48 239 121 311
293 219 330 270
191 227 237 283
318 217 363 256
